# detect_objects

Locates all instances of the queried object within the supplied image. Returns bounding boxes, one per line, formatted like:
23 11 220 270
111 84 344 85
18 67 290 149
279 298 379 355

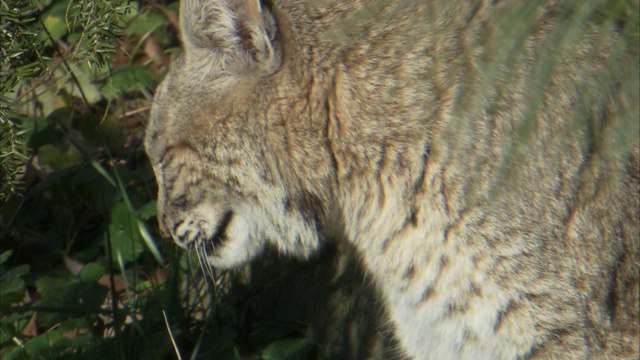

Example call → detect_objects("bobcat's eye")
170 194 188 208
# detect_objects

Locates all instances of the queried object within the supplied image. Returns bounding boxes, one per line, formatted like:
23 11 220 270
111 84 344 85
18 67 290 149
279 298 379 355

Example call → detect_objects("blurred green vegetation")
1 1 319 359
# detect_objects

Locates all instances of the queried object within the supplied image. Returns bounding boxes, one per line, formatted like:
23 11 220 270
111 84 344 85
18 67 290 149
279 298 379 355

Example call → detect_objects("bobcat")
145 0 639 358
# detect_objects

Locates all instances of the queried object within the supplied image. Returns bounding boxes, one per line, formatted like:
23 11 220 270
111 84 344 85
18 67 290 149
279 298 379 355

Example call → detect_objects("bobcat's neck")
338 157 539 359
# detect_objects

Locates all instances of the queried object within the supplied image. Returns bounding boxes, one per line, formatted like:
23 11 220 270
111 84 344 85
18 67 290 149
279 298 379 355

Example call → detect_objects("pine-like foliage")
1 0 129 200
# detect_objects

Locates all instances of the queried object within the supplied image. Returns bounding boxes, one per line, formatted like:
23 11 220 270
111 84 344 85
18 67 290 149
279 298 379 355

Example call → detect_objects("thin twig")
162 310 183 360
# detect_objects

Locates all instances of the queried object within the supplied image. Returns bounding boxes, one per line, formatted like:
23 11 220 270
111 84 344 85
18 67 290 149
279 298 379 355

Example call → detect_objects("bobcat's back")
145 1 640 358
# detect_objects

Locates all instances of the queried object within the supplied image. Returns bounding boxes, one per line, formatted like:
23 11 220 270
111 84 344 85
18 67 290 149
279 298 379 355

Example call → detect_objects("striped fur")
145 1 639 358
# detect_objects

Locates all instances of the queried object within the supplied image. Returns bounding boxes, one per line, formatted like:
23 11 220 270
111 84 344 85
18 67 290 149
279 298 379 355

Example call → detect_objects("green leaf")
261 338 312 360
101 65 155 99
0 250 13 265
1 346 30 360
125 10 167 37
138 220 163 264
24 330 72 359
42 14 66 39
137 201 157 220
107 201 144 263
37 143 84 171
69 333 94 349
35 276 78 305
0 264 30 307
80 262 106 283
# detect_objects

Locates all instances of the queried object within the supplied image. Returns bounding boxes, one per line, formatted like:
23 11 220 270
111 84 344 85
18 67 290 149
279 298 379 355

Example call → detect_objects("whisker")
199 241 215 280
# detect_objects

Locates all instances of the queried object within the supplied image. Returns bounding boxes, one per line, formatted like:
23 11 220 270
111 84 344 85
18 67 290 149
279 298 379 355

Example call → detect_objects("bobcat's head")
145 0 336 270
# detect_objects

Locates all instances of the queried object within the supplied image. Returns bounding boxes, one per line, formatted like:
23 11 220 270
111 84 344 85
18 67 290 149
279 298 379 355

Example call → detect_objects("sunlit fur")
145 1 639 359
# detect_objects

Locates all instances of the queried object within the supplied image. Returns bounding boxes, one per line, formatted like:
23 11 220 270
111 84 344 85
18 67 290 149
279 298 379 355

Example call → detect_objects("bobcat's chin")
170 200 325 271
200 212 265 270
166 203 266 270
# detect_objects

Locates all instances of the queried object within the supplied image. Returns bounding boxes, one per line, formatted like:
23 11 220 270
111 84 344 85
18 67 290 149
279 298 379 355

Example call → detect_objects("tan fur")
145 1 640 358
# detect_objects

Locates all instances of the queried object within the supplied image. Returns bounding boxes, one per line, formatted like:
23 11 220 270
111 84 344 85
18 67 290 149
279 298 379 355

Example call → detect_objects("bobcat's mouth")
208 210 234 249
171 210 234 251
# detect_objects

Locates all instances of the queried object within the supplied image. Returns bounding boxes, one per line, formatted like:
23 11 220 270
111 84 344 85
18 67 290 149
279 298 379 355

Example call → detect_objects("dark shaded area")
225 241 401 359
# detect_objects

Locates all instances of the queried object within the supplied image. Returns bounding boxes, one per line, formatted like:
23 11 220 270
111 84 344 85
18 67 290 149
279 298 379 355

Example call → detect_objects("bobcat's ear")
180 0 280 74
